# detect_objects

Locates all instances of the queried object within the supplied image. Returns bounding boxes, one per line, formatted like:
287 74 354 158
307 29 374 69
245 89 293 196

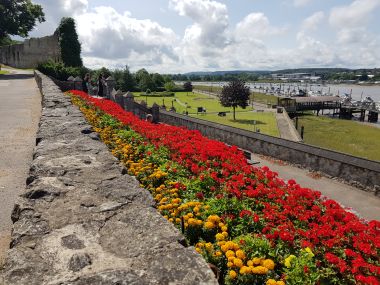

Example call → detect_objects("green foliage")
220 79 250 120
0 0 44 42
0 35 22 46
164 81 176 92
136 68 156 91
283 249 319 285
37 60 89 81
56 17 82 67
121 65 137 91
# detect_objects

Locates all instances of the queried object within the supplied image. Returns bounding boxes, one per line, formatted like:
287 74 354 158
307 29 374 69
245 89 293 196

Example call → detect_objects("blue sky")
28 0 380 73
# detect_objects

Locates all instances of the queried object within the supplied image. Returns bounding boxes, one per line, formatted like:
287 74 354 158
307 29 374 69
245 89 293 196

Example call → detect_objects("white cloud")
75 6 179 69
302 11 324 32
293 0 312 7
235 13 286 39
22 0 380 72
30 0 88 36
329 0 380 28
169 0 229 47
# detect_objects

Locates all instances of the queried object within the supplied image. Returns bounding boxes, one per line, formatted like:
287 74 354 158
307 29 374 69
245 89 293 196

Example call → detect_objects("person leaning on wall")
82 73 90 94
97 73 105 97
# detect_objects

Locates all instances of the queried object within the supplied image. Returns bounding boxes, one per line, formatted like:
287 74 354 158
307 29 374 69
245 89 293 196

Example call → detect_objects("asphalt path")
0 68 40 264
250 153 380 221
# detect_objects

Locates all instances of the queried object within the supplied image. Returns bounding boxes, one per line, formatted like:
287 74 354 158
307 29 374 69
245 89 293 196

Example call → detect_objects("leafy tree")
0 0 45 45
56 17 82 67
183 81 193 93
219 79 250 120
121 65 136 91
136 68 155 91
152 73 165 88
164 81 175 92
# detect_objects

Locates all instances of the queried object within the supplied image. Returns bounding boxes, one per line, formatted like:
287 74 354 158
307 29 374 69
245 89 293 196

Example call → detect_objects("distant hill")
182 68 360 76
272 68 352 74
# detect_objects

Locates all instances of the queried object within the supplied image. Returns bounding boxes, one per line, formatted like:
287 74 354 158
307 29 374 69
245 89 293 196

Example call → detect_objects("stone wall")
0 34 60 69
0 72 217 285
158 110 380 191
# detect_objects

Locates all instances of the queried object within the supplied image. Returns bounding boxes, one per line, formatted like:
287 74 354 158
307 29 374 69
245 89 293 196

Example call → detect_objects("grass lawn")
192 85 280 106
298 114 380 161
251 92 279 105
0 70 9 75
138 92 279 137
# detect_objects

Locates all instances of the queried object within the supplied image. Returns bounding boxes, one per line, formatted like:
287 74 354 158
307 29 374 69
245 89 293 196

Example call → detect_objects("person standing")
97 73 105 97
82 73 90 93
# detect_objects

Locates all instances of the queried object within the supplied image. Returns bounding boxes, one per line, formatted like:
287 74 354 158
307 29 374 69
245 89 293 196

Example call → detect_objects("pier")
279 96 379 123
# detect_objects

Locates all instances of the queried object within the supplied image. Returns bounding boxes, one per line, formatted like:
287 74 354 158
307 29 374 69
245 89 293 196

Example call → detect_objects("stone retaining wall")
158 110 380 192
0 72 217 285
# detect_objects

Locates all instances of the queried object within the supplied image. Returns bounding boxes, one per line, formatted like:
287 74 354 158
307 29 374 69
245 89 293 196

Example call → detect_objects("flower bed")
68 90 380 285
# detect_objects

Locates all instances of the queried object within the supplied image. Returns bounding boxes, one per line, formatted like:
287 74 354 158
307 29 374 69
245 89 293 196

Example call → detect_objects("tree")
164 81 175 92
0 0 45 45
121 65 136 91
56 17 82 67
219 79 250 120
135 68 155 91
183 81 193 93
152 73 165 88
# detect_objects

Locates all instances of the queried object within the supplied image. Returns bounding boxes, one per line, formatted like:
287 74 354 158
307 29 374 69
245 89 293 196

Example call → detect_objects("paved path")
0 68 41 264
250 153 380 221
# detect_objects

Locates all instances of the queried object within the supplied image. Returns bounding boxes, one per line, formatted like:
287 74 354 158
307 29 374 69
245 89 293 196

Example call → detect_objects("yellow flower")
215 233 225 241
247 260 253 266
235 250 246 260
205 243 213 251
204 221 215 230
262 259 275 270
208 215 220 224
227 262 234 268
255 266 269 274
304 247 314 257
227 256 235 262
277 281 285 285
284 255 296 268
252 257 262 265
221 226 228 232
215 251 222 257
225 250 235 258
266 279 277 285
239 266 250 275
233 258 244 268
229 270 237 279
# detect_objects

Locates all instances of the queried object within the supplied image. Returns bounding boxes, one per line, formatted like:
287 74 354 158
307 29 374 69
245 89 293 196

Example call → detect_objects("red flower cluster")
69 90 380 284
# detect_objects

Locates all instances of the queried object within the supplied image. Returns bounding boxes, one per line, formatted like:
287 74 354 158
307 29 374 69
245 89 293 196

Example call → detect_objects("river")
191 82 380 102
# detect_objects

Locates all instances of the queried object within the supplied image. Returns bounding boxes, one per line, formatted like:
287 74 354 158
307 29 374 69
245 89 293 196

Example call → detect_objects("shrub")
37 60 88 81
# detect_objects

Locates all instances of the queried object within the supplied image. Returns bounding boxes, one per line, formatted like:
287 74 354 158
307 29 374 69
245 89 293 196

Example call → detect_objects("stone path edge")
0 71 217 285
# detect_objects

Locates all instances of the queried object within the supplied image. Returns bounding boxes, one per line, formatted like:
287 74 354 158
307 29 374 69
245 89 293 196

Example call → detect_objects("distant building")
271 73 321 82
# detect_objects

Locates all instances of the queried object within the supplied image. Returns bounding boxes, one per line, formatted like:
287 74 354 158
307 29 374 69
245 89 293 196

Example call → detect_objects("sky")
25 0 380 73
